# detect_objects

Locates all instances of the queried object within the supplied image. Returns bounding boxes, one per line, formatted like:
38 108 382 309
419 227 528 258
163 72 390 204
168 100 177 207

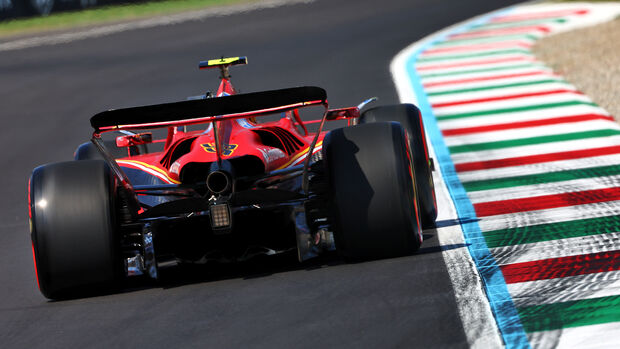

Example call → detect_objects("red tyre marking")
31 242 40 290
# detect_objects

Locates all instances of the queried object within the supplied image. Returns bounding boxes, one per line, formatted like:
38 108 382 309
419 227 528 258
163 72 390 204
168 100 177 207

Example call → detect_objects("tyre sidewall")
29 160 122 298
325 122 422 260
360 104 437 228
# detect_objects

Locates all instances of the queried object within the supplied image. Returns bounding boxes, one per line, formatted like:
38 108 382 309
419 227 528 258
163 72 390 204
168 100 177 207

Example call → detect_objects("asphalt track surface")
0 0 522 347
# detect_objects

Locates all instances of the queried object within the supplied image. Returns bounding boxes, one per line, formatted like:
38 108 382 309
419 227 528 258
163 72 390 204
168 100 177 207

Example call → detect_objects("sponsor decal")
201 143 238 156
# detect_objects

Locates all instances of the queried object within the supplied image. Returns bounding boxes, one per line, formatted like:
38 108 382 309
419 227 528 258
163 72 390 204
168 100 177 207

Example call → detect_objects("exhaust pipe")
206 170 231 194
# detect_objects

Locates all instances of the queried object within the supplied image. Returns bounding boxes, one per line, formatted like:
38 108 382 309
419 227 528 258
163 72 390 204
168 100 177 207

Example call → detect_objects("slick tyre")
324 122 423 260
29 160 123 299
74 139 147 160
360 104 437 228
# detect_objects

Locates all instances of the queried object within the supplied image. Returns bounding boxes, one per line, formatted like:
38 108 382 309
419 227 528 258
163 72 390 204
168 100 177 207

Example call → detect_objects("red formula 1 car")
28 57 437 299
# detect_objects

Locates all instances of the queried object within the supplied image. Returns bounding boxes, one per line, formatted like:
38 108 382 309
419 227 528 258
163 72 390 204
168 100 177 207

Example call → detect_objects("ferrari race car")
28 57 437 299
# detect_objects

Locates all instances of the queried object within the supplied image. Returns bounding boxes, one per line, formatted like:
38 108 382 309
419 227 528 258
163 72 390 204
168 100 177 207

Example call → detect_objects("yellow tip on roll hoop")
199 56 248 69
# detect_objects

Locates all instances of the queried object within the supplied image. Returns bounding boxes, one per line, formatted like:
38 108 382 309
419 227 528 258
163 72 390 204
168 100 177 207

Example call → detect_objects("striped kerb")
414 4 620 348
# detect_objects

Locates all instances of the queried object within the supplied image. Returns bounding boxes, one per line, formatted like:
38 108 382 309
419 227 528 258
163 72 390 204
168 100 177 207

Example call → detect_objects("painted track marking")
393 3 620 348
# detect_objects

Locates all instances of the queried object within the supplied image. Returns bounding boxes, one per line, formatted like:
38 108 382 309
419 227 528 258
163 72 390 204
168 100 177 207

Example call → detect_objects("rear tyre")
74 139 147 160
29 160 123 299
360 104 437 228
324 122 422 260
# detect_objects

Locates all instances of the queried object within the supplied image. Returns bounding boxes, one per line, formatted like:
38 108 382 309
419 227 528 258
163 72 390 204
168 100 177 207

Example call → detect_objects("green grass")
0 0 256 38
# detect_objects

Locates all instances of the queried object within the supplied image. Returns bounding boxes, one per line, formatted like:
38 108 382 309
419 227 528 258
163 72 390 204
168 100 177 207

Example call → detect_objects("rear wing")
90 86 327 134
89 86 329 196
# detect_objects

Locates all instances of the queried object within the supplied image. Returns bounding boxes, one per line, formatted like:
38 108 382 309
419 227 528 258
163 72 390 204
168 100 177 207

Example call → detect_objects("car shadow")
48 224 471 301
434 217 480 228
417 243 469 254
133 251 344 292
126 231 469 294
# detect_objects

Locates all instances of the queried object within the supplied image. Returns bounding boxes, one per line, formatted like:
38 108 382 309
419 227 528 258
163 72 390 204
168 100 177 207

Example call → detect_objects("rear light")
210 204 231 228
